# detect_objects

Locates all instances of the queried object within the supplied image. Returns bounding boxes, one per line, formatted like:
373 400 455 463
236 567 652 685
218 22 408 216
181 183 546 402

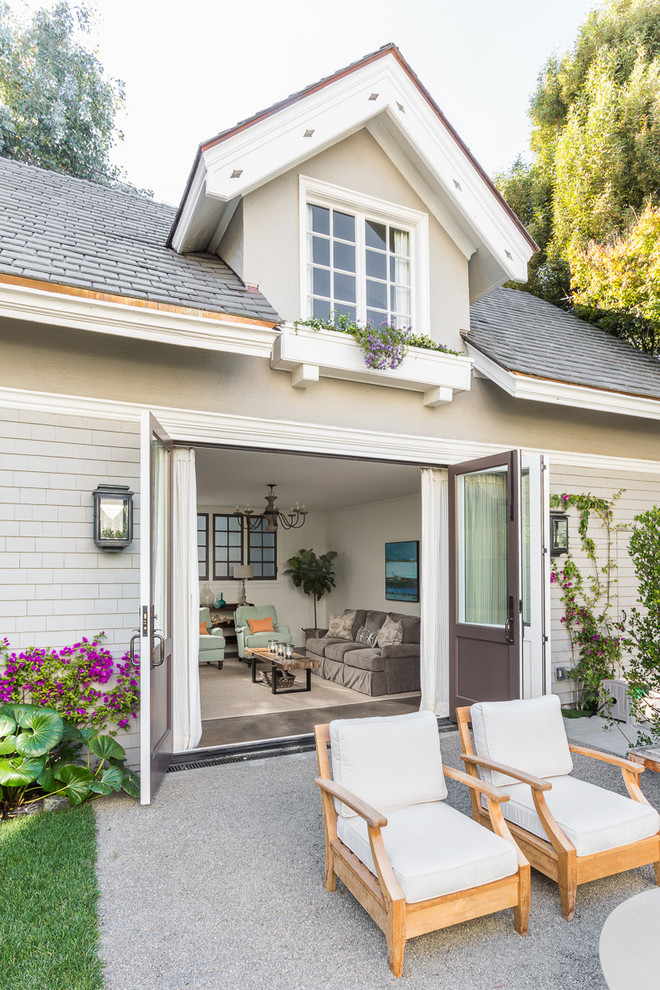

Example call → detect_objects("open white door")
139 411 174 805
520 453 550 698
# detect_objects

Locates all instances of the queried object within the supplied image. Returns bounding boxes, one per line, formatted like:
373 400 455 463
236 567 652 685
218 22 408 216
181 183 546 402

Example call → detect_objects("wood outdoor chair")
456 695 660 921
314 710 530 979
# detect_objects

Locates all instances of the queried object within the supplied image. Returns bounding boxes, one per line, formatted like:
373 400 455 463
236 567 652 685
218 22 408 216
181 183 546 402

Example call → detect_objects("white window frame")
299 175 430 334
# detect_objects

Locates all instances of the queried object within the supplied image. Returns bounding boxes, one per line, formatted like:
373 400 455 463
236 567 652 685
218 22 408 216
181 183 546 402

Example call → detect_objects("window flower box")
270 325 472 406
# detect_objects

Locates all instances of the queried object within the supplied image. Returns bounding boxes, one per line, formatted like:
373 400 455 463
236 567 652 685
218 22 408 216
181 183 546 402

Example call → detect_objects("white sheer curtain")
420 467 449 716
172 447 202 751
390 228 411 322
462 472 508 626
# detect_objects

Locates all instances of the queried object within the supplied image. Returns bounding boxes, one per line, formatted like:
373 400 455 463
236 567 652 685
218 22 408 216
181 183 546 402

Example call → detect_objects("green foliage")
626 507 660 742
572 204 660 353
0 803 103 989
496 0 660 351
0 1 148 192
284 548 337 629
0 702 139 818
550 491 627 712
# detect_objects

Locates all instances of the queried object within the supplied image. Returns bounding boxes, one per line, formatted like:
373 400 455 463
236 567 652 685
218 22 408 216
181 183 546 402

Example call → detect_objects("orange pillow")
199 621 209 635
247 616 274 634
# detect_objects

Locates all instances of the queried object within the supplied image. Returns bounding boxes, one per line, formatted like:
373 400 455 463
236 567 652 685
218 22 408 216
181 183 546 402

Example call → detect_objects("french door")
139 411 174 804
448 450 547 716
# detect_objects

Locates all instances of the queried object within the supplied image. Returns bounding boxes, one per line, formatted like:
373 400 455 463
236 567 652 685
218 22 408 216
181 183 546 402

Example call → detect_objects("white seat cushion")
471 695 573 787
482 775 660 857
329 711 446 819
338 801 519 903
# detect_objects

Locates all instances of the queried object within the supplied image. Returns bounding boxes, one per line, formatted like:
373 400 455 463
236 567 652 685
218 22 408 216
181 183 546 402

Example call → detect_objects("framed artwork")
385 540 420 602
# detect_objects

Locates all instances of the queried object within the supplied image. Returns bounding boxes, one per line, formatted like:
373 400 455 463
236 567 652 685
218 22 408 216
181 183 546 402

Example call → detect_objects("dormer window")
300 177 430 333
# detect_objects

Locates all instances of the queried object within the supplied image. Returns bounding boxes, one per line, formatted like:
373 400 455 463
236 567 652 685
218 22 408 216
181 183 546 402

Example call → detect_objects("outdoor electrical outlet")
555 667 566 681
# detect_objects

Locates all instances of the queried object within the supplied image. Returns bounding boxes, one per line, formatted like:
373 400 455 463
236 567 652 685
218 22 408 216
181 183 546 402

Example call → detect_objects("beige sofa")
305 608 420 696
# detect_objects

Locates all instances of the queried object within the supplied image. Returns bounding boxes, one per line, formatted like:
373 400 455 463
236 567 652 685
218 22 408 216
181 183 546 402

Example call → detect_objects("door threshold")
168 717 455 773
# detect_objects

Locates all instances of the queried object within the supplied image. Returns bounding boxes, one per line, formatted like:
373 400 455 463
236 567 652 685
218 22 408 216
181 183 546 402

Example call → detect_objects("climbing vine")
550 490 628 713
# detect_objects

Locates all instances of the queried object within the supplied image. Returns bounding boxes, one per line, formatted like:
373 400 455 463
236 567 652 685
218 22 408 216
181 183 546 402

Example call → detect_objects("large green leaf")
0 734 17 755
37 765 58 793
99 765 123 789
89 780 114 795
55 765 95 805
15 707 63 757
121 768 140 800
0 704 19 738
89 735 125 762
0 755 46 786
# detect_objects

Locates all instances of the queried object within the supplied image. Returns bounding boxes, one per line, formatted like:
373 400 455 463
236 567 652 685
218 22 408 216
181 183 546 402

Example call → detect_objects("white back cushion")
330 710 447 818
471 695 573 787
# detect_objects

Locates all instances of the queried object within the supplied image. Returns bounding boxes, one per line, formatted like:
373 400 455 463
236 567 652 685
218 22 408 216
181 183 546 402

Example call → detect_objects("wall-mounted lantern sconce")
550 512 569 556
93 484 134 550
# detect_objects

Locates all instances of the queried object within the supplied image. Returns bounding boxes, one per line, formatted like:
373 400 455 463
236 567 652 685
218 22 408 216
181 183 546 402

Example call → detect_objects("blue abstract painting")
385 541 419 602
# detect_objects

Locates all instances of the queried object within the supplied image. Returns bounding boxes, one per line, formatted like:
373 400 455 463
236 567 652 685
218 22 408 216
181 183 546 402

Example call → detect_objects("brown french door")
139 412 174 804
449 450 521 716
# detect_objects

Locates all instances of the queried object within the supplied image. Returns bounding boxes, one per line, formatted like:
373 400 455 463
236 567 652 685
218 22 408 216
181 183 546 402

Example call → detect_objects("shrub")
0 634 139 733
626 507 660 743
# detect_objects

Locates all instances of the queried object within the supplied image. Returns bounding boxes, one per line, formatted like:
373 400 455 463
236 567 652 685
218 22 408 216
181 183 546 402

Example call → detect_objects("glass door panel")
458 467 509 626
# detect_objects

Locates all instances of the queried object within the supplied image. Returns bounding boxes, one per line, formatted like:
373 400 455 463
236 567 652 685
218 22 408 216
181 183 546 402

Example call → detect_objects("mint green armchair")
199 607 225 668
234 605 292 659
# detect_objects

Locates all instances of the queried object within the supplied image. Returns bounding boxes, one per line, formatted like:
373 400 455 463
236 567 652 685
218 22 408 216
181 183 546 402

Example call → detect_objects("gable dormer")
170 45 536 345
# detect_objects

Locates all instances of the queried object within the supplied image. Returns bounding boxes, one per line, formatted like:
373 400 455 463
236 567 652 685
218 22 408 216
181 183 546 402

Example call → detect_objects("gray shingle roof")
467 287 660 400
0 157 279 323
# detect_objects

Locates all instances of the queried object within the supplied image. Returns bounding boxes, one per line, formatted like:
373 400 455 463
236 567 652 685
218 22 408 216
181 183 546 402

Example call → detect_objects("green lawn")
0 804 103 990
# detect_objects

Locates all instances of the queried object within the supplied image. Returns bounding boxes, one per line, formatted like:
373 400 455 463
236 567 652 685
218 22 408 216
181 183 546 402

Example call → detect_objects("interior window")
212 513 244 580
247 517 277 579
307 203 412 328
197 513 209 580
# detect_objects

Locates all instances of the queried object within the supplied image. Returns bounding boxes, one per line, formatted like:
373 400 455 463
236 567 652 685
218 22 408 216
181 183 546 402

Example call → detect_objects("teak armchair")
314 711 529 978
456 695 660 921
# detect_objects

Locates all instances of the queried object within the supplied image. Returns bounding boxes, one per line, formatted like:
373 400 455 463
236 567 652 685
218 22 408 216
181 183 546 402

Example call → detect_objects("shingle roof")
0 157 279 323
467 287 660 400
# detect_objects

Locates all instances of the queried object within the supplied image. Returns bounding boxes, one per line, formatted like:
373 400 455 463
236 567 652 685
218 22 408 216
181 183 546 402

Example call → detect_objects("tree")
0 2 138 189
497 0 660 351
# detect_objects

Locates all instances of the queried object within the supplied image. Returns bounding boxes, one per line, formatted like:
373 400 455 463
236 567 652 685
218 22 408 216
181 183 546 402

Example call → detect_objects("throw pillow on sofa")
377 616 403 649
247 616 275 634
328 610 357 640
355 625 379 647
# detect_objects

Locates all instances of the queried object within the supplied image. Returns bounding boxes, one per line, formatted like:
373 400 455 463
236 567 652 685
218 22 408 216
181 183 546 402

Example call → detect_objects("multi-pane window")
197 513 209 580
212 514 244 580
247 517 277 579
307 203 412 329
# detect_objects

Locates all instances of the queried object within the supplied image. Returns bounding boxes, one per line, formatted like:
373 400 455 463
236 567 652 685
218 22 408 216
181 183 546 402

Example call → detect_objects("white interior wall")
325 493 422 619
197 503 329 642
549 464 660 706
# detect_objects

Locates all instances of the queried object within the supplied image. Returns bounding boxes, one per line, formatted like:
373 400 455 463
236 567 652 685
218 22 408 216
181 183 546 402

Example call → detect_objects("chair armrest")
275 624 291 636
235 624 248 633
569 744 644 774
380 644 419 659
210 628 225 639
461 753 551 790
315 777 387 829
443 764 510 803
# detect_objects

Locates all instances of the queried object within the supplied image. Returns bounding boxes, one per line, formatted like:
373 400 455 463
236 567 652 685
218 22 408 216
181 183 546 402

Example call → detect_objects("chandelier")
235 483 308 532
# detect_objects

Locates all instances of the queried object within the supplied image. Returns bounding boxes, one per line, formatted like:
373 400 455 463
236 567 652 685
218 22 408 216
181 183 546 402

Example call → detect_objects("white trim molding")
1 385 659 476
0 280 278 358
271 325 472 406
467 343 660 422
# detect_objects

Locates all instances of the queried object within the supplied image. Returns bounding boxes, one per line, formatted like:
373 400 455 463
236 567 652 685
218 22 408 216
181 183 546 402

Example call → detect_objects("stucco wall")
1 319 659 465
548 464 660 708
224 127 470 348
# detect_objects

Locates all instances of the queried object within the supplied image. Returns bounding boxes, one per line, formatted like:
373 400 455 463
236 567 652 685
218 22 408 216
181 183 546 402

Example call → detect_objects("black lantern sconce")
550 512 569 556
92 484 134 550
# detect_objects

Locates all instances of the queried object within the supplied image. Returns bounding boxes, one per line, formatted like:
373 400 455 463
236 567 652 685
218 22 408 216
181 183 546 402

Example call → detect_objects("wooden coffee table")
245 647 321 695
627 744 660 773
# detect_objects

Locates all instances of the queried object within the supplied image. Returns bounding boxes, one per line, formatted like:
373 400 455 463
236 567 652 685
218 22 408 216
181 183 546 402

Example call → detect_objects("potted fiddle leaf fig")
284 548 337 637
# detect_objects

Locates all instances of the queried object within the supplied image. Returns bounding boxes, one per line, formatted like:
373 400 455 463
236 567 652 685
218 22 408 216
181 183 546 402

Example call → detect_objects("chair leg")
558 849 577 921
654 860 660 886
513 864 530 935
386 901 406 979
324 845 337 892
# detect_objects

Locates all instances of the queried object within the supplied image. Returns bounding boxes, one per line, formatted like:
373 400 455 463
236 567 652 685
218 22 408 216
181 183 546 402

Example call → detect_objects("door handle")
129 631 140 669
152 630 165 668
505 595 515 644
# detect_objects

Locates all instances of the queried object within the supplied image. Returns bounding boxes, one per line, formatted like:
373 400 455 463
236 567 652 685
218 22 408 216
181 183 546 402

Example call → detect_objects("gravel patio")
94 725 659 989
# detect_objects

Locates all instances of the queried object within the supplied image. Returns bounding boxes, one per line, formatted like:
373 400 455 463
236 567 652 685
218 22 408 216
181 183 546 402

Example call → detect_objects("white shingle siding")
0 406 141 763
549 465 660 706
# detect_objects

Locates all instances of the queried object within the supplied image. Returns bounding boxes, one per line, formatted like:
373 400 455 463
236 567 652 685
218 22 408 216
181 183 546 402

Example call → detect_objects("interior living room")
193 445 423 748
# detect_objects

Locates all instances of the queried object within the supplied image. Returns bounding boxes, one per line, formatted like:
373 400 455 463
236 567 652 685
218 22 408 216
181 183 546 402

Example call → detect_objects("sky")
15 0 598 206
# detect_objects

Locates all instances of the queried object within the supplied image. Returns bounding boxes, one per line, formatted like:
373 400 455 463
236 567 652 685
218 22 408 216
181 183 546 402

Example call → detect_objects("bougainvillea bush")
0 634 139 733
